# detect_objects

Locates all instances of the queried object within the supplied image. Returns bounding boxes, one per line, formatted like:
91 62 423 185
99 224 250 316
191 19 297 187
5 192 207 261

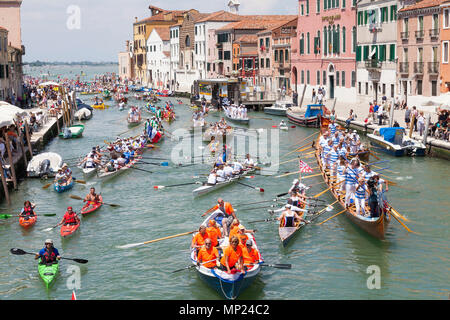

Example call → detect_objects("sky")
21 0 298 62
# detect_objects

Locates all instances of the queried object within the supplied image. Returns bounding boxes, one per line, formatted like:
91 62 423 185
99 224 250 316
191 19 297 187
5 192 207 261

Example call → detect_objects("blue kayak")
53 180 74 193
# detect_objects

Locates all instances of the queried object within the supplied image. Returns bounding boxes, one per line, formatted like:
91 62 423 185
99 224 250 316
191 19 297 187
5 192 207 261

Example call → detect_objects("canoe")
82 167 97 177
314 122 391 240
127 111 142 127
27 152 63 178
91 103 109 110
97 155 142 181
61 221 80 237
190 210 263 300
59 125 84 139
81 202 102 216
38 259 59 289
279 220 306 247
222 106 250 125
54 180 74 193
192 168 256 197
19 215 37 228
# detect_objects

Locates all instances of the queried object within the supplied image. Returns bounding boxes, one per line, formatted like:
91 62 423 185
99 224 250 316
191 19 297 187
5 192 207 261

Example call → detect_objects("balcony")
401 32 409 40
429 29 439 39
415 30 425 39
365 59 381 70
428 62 439 74
399 62 409 74
414 62 424 74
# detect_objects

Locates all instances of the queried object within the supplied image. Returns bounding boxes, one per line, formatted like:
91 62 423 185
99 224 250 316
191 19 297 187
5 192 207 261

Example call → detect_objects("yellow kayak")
91 103 109 109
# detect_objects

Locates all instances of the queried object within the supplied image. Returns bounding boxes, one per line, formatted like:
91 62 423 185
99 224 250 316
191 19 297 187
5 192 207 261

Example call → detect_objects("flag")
299 160 313 173
71 290 77 300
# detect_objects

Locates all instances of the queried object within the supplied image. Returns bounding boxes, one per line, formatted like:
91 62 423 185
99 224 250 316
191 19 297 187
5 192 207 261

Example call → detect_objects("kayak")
60 221 80 237
38 258 59 289
19 215 37 228
81 202 102 216
54 179 74 193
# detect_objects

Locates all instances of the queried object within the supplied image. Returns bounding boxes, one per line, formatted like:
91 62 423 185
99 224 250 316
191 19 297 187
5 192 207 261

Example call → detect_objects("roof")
135 9 187 24
0 26 7 31
217 15 297 32
236 35 258 44
163 51 171 57
153 27 170 41
399 0 442 12
256 18 297 35
196 10 242 23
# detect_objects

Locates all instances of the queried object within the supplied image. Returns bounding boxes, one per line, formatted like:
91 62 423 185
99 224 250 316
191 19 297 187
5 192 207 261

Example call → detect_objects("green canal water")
1 67 448 300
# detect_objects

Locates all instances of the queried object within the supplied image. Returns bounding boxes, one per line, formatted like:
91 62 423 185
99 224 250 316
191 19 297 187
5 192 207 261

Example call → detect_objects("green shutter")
324 28 327 55
324 0 327 10
356 46 361 61
364 11 368 25
363 45 369 60
307 0 309 14
389 44 395 61
337 0 340 8
317 0 320 12
343 0 346 8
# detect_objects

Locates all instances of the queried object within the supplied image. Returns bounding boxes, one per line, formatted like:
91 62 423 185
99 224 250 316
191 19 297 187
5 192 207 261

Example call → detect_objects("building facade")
356 0 399 104
118 40 134 82
170 25 180 90
0 27 10 100
397 0 441 105
440 0 450 93
146 28 171 89
291 0 357 103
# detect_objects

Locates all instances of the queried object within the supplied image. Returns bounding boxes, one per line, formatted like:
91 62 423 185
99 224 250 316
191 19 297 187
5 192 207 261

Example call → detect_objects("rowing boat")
190 210 263 300
314 124 391 239
222 106 250 125
202 127 234 142
97 155 142 181
38 259 59 289
279 220 306 247
127 110 142 127
192 168 256 197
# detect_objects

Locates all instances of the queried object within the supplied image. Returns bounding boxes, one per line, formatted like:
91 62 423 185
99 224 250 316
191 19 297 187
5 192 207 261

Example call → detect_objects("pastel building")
440 0 450 93
291 0 357 103
147 27 171 89
118 40 134 82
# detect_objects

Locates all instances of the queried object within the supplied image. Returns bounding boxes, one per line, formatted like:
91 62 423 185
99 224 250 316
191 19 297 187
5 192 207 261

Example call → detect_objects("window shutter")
389 44 395 61
356 46 361 61
324 0 327 10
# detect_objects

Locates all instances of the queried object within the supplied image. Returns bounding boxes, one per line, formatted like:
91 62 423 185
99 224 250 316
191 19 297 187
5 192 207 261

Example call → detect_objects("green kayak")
38 259 59 289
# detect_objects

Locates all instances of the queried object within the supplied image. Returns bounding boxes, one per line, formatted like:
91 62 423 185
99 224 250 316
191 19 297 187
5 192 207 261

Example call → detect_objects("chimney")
135 17 138 22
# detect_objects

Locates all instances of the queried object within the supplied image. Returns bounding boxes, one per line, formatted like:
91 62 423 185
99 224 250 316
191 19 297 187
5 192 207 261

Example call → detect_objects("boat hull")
19 215 37 229
264 107 287 116
38 260 59 289
287 111 320 127
54 180 74 193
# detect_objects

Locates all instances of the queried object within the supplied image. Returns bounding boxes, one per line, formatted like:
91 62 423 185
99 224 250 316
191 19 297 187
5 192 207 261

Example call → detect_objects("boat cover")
304 104 323 118
379 127 405 143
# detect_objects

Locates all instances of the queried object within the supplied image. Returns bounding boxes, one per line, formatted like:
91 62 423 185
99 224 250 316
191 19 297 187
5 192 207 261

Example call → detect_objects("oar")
42 222 63 232
236 182 264 192
10 248 88 264
388 209 418 234
369 150 380 160
0 213 56 219
154 182 202 189
129 167 154 174
287 131 319 148
116 230 196 249
317 209 347 225
69 195 120 208
239 204 279 211
172 259 218 273
248 218 278 223
138 161 169 167
73 178 86 184
141 157 170 161
235 199 280 207
260 263 292 269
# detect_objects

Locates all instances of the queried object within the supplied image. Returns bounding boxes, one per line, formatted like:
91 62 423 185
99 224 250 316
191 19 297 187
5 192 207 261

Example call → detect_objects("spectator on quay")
394 96 400 110
345 109 356 128
404 106 411 128
317 90 323 105
378 102 384 125
412 106 419 132
312 88 316 103
418 111 425 136
373 101 379 122
368 103 374 120
401 100 407 110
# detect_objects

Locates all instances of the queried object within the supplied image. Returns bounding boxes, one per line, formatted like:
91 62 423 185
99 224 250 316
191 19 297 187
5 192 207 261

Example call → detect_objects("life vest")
41 248 57 264
64 211 77 224
23 206 34 216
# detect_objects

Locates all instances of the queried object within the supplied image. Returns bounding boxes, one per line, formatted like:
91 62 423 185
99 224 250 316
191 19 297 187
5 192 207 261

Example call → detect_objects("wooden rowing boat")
192 168 256 197
190 211 263 300
279 220 306 247
314 124 391 240
222 106 250 125
97 155 142 181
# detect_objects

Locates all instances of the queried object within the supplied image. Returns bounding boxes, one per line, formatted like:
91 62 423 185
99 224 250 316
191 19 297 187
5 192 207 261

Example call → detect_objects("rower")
355 178 368 217
367 176 381 218
54 168 67 185
277 204 304 227
206 220 222 247
35 239 60 264
232 160 244 175
343 158 362 209
84 187 103 204
243 154 255 168
223 163 234 178
59 206 80 226
280 120 286 127
191 226 209 251
216 165 226 182
61 163 73 184
117 153 128 167
202 198 237 237
207 170 217 186
20 201 36 217
242 239 261 270
219 236 244 274
197 238 219 269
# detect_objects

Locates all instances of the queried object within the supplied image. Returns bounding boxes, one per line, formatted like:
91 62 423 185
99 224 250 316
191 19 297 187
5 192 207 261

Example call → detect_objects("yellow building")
133 6 185 86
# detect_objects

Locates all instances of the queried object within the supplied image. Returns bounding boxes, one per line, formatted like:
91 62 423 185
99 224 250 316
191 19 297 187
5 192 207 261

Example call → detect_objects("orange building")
441 0 450 92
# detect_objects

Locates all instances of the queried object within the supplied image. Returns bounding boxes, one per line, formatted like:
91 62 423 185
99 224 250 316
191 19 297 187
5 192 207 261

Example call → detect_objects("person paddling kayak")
35 239 60 264
60 207 80 226
20 201 36 217
84 187 103 204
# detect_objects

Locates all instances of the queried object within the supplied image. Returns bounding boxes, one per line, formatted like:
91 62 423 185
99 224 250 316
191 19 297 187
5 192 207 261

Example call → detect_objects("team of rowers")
128 106 141 122
206 153 256 185
318 121 389 217
223 105 248 120
206 118 232 137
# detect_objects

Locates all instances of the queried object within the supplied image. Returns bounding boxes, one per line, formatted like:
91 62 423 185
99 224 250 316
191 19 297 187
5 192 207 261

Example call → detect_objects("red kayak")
60 221 80 237
81 202 102 216
19 215 37 228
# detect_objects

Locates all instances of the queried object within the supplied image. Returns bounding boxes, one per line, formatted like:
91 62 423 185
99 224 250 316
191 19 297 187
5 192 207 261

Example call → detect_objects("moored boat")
367 127 426 157
74 108 92 121
287 104 324 127
27 152 63 178
264 101 292 116
59 125 84 139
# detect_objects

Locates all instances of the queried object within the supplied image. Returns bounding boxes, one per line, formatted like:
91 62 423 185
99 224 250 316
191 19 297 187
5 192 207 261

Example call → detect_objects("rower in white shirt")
216 165 226 182
232 161 244 174
243 154 255 168
207 171 217 186
223 164 234 178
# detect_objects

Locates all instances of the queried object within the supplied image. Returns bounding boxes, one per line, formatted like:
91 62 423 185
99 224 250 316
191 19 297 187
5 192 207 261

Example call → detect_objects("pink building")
291 0 357 103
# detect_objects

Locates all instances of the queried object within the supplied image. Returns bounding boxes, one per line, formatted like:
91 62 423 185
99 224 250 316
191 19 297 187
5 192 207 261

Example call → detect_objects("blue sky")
22 0 298 62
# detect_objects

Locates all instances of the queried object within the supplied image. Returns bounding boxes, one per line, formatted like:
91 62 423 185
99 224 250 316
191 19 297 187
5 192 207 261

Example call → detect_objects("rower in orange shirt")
242 239 261 270
191 226 209 250
197 239 219 269
228 219 240 240
220 236 243 273
206 220 222 247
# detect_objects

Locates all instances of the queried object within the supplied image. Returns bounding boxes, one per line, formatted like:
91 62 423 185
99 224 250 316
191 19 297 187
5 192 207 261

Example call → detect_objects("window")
224 51 231 60
301 70 305 84
391 84 395 98
404 18 409 33
324 0 327 10
365 82 368 95
342 0 345 9
300 34 305 55
379 44 387 62
433 14 439 30
418 16 424 31
260 58 264 68
358 82 361 94
0 65 4 79
317 70 320 85
336 71 339 87
213 63 215 72
195 44 198 54
351 71 356 87
443 41 449 63
195 26 197 35
389 44 395 61
207 63 210 71
266 58 270 68
391 5 397 21
431 81 437 96
307 70 310 84
352 27 356 53
444 9 450 29
381 7 388 23
341 71 345 87
317 0 320 13
275 50 278 61
285 50 289 61
260 38 264 47
324 26 327 55
185 35 190 47
301 4 304 15
307 0 309 15
307 33 310 54
356 45 361 61
266 37 270 48
323 70 326 85
417 80 422 95
342 27 346 53
382 83 386 95
358 12 363 26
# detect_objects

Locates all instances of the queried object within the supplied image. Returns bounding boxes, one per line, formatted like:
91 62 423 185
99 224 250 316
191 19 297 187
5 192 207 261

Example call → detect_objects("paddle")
138 161 169 167
10 248 88 264
129 167 154 174
236 182 264 192
248 217 278 223
260 263 292 270
116 230 196 249
42 222 62 232
171 259 218 273
0 213 56 219
73 178 86 184
154 182 202 189
69 195 120 208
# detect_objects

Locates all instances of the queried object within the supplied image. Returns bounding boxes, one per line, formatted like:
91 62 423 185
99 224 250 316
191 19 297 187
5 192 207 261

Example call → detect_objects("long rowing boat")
190 210 263 300
97 154 142 181
222 106 250 125
314 123 392 239
192 168 256 197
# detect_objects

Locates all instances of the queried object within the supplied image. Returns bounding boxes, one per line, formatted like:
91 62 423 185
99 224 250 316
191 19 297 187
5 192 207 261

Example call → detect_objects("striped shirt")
322 145 332 159
364 170 376 182
339 147 347 158
355 184 366 199
328 149 339 164
319 137 329 149
332 137 340 146
329 123 337 135
337 164 346 177
345 166 361 185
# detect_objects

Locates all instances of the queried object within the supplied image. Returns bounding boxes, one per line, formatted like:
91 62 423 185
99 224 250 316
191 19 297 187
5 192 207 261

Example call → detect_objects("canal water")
0 67 448 300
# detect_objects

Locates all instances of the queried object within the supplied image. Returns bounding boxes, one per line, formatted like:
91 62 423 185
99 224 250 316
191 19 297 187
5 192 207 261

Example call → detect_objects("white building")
169 25 180 90
147 27 171 90
194 11 242 82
